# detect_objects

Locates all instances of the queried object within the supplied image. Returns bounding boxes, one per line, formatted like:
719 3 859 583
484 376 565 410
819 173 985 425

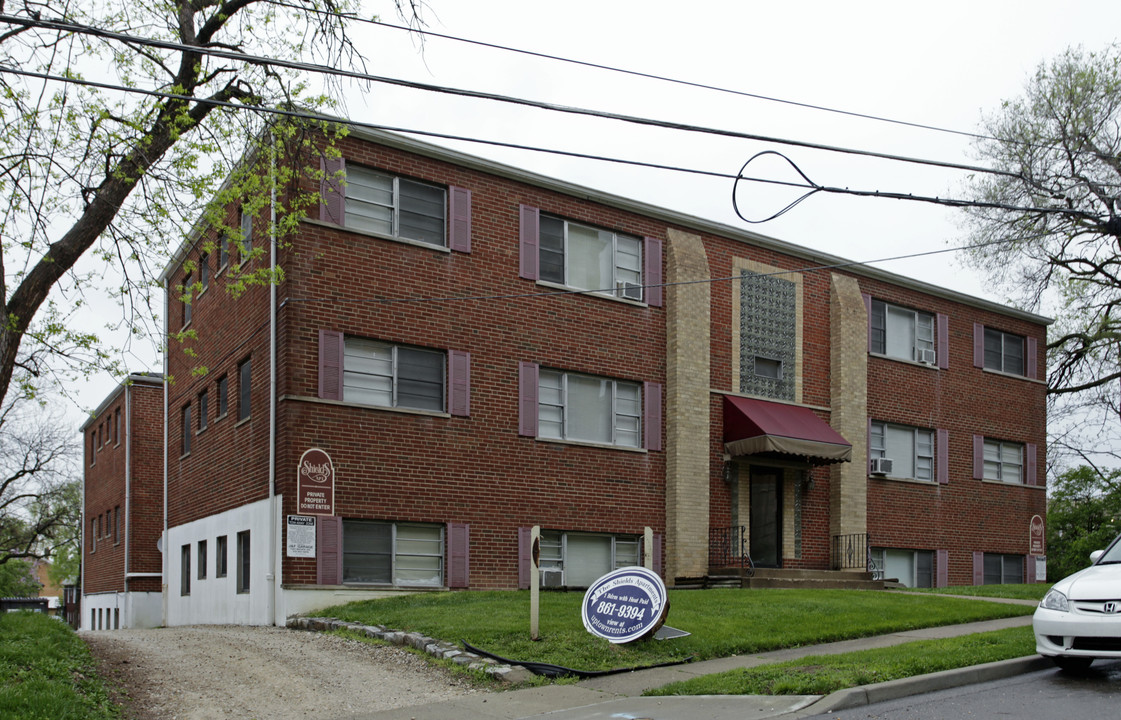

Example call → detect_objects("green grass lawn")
902 583 1049 601
0 612 120 720
646 625 1036 696
319 588 1033 672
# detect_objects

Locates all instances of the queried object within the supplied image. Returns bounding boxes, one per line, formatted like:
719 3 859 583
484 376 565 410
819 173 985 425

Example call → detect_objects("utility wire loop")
732 150 822 224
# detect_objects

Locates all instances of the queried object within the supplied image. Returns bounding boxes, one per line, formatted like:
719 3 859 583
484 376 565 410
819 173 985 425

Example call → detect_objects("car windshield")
1097 535 1121 564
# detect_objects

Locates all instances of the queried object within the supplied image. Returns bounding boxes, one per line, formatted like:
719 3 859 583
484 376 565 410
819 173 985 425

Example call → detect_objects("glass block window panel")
740 270 796 400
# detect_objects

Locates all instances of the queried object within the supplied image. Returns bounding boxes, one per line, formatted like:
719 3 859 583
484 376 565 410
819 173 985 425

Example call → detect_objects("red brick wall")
163 132 1047 590
83 381 163 594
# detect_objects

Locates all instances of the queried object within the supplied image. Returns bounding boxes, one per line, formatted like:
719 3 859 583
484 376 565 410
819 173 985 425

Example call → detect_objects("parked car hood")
1057 563 1121 600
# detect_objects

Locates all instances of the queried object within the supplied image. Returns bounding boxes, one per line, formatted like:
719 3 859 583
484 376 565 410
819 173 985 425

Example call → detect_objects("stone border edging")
287 616 532 683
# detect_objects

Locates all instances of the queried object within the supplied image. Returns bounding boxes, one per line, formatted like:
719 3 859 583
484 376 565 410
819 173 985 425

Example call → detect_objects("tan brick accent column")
829 273 868 542
664 228 711 583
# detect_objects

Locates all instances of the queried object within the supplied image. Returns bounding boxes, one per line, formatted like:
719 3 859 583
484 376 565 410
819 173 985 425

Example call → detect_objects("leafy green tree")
1046 465 1121 580
0 558 40 597
962 44 1121 457
0 0 423 409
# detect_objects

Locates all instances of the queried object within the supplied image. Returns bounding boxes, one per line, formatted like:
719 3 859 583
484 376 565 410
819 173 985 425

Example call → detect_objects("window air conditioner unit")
917 348 937 365
540 568 563 588
870 457 894 476
617 281 643 301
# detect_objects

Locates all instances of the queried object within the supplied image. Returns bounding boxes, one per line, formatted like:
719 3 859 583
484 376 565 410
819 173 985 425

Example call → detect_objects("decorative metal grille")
739 270 796 400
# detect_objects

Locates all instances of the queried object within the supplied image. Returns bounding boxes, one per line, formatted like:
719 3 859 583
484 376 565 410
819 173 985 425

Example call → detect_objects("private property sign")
297 448 335 515
581 566 668 643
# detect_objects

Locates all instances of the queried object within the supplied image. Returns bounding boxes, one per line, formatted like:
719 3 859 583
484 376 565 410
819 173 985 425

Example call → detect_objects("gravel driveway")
84 625 482 719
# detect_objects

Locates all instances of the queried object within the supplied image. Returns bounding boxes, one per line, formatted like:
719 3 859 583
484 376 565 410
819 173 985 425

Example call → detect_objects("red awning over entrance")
723 395 852 465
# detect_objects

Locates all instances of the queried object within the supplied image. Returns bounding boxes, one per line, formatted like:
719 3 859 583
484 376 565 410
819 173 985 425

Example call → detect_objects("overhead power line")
263 0 994 144
0 64 1103 222
0 63 1103 223
0 13 1024 181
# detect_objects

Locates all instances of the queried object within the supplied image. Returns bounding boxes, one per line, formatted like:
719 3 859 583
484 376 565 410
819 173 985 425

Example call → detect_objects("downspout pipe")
267 134 279 627
123 383 131 592
162 279 170 627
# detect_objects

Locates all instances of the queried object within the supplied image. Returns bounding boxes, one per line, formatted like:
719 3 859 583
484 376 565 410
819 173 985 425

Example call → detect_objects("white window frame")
537 369 641 448
342 520 444 588
871 547 933 588
537 530 642 588
870 299 935 363
343 337 446 412
983 327 1025 375
539 215 643 300
869 421 934 481
345 165 447 247
983 439 1023 484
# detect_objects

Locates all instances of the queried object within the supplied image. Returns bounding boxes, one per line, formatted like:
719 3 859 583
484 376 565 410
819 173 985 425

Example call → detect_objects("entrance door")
750 468 782 567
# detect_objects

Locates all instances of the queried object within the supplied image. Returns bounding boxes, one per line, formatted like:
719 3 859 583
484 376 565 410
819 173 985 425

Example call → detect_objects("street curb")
793 655 1053 716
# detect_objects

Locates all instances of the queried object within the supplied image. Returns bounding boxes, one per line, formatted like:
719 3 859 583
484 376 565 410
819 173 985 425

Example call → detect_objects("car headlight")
1040 588 1070 612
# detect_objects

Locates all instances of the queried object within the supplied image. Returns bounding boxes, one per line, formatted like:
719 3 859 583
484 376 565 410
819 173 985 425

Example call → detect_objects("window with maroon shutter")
446 523 470 588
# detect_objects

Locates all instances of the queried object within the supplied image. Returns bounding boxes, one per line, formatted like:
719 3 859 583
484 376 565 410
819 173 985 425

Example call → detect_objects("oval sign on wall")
581 566 668 644
296 447 335 515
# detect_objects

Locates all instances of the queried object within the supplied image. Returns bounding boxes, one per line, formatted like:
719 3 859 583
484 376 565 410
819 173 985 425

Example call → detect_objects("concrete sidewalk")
353 613 1042 720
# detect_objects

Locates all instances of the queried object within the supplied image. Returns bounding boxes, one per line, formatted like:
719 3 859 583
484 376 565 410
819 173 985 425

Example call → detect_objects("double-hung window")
182 273 192 326
869 421 934 481
983 328 1024 375
983 439 1023 483
343 338 445 412
181 404 192 455
538 370 641 448
537 531 641 588
539 215 643 299
869 299 937 364
871 548 933 588
983 553 1023 584
343 165 446 246
519 205 662 306
342 520 444 587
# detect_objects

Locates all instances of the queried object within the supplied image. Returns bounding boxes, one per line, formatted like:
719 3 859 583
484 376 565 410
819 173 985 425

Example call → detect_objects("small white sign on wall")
287 515 316 558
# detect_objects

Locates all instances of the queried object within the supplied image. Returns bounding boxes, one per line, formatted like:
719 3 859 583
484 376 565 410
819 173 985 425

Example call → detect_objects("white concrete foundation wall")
81 591 162 630
165 497 272 626
278 587 404 623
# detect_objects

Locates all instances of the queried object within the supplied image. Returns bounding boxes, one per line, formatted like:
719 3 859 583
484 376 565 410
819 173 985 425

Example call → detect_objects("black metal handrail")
831 532 870 571
709 526 754 577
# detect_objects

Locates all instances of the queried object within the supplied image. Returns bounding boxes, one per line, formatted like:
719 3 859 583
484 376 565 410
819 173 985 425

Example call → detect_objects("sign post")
530 525 540 641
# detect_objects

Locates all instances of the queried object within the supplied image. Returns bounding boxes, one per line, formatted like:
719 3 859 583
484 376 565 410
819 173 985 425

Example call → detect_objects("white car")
1034 533 1121 672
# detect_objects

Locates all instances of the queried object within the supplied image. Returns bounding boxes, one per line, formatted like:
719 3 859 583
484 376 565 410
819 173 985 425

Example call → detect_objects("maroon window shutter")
1026 555 1037 584
446 522 470 588
643 237 663 307
448 186 472 253
447 350 470 417
1026 442 1038 486
319 330 344 401
517 527 531 589
937 313 949 369
653 532 663 577
317 516 342 585
867 417 873 475
973 323 984 368
518 362 539 437
936 549 949 588
1026 337 1038 379
972 551 984 585
644 382 663 451
862 293 873 353
972 434 984 480
320 156 345 225
937 428 949 485
519 205 539 280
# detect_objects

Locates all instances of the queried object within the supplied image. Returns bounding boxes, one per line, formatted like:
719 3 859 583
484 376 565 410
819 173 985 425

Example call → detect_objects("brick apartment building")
83 125 1046 627
79 372 164 629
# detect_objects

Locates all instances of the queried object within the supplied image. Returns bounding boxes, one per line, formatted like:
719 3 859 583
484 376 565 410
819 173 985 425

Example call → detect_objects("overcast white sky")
71 0 1121 418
